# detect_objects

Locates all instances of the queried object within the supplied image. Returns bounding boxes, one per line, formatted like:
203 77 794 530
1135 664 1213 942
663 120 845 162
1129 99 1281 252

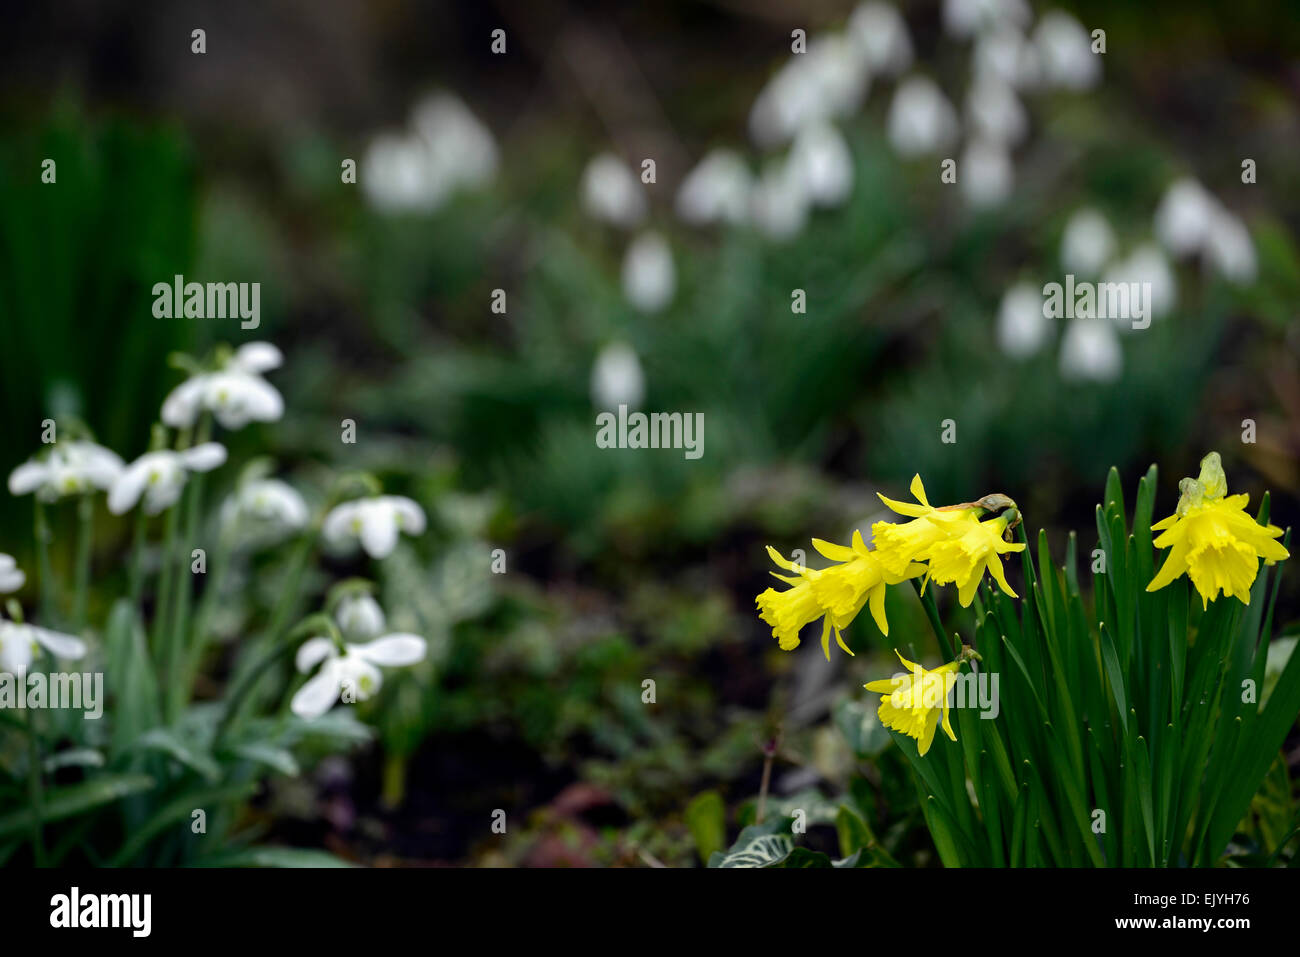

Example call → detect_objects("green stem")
186 532 233 694
26 710 45 867
127 508 149 608
167 417 211 721
151 504 179 665
73 495 94 633
911 578 956 660
33 501 55 625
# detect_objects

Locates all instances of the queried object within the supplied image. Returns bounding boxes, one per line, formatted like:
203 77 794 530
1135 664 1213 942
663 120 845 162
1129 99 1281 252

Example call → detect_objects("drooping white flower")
966 75 1028 145
961 138 1013 207
973 26 1040 89
108 444 227 516
1033 11 1100 90
291 632 426 719
887 76 959 157
9 441 124 502
1060 208 1116 276
581 153 648 229
335 593 387 642
161 342 284 431
846 3 913 76
997 282 1050 358
361 132 448 213
591 342 646 411
0 618 86 675
1102 243 1177 323
1153 178 1216 258
220 478 309 544
749 158 810 241
942 0 1031 41
323 496 427 560
1059 317 1122 382
0 555 25 593
621 232 675 313
1203 208 1257 283
675 150 753 226
749 34 870 148
789 122 854 208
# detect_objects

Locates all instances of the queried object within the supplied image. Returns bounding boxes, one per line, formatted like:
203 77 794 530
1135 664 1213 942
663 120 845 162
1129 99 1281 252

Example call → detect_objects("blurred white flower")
621 232 676 313
108 444 227 516
1060 317 1122 381
335 593 387 642
1060 208 1116 276
749 34 869 147
1154 178 1216 258
162 342 284 431
323 496 426 560
750 158 810 241
1033 11 1100 90
220 478 309 543
966 76 1027 145
973 26 1040 89
1203 208 1257 283
1102 243 1177 322
789 122 854 207
361 133 446 213
887 76 959 157
9 440 124 503
0 555 25 593
847 2 913 76
0 618 87 675
581 153 648 229
997 282 1050 358
675 150 753 226
591 342 646 411
291 632 426 719
961 139 1013 207
942 0 1031 40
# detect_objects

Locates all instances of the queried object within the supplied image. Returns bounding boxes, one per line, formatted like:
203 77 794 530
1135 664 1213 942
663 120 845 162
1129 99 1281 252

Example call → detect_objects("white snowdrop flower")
1154 178 1216 258
942 0 1031 41
675 150 753 226
961 138 1013 207
9 440 124 503
323 496 427 560
1060 208 1116 276
1102 243 1177 323
887 76 959 157
1033 11 1100 90
161 342 284 431
410 92 499 191
997 282 1050 358
1203 208 1257 284
789 122 854 207
846 2 913 76
108 444 227 516
749 158 810 241
591 342 646 412
1060 318 1122 382
749 34 869 148
0 555 25 593
291 632 426 719
361 132 447 213
973 26 1040 90
220 478 309 544
621 232 675 314
966 76 1028 145
0 618 87 675
335 593 387 642
581 153 647 229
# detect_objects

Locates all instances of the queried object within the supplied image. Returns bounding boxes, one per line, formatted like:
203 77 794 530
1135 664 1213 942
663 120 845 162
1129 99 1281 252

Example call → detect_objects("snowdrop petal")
1060 318 1122 382
295 637 337 674
231 342 283 375
32 626 86 660
161 377 206 429
887 76 959 157
180 443 227 473
581 153 647 229
847 2 913 76
0 554 25 593
388 497 427 536
359 503 400 559
790 122 854 208
1061 208 1116 276
291 664 344 718
108 461 152 515
591 342 645 411
997 282 1050 358
322 502 359 548
336 594 387 641
8 461 47 496
350 634 427 667
0 624 34 674
622 232 676 313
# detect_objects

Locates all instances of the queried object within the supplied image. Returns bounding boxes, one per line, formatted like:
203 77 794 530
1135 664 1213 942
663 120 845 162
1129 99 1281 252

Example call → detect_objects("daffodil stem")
33 501 56 625
26 710 46 867
72 495 93 633
911 578 955 660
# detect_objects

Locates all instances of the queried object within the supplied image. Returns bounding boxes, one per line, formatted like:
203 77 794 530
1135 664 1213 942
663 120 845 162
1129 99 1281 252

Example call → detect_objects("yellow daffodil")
871 474 977 576
924 510 1026 606
1146 452 1289 608
864 648 975 756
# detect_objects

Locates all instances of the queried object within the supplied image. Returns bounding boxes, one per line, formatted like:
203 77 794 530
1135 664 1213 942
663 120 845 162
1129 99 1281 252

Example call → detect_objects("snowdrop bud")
997 282 1050 358
847 3 913 76
789 122 854 207
591 342 646 411
675 150 753 226
1154 178 1216 258
336 593 387 641
220 478 309 544
1060 318 1122 382
410 92 499 191
973 26 1040 89
749 159 810 241
943 0 1031 41
887 76 959 157
362 132 446 213
966 76 1027 145
0 555 25 593
621 232 675 313
961 139 1013 207
1103 243 1177 322
1060 208 1117 276
1203 209 1257 283
581 153 647 229
1033 11 1100 90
